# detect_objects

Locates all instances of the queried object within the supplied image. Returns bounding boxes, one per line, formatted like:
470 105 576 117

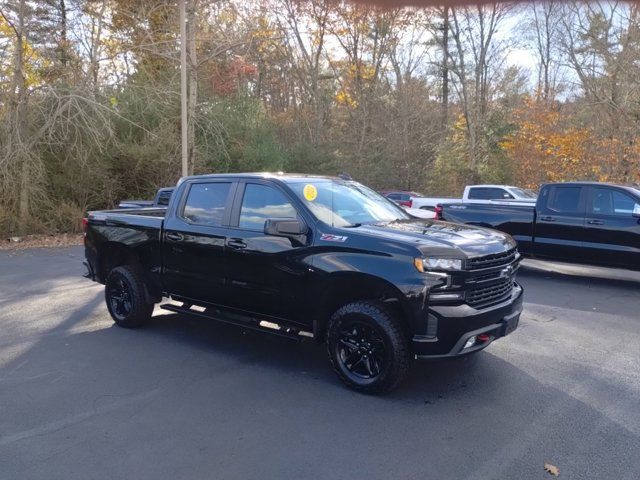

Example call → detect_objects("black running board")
160 303 314 341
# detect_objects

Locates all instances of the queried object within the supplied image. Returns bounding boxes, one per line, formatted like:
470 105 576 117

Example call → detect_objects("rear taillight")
82 217 88 237
434 205 443 220
407 199 413 208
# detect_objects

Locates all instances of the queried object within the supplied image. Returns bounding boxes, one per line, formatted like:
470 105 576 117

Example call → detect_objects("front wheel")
105 265 154 328
327 301 411 394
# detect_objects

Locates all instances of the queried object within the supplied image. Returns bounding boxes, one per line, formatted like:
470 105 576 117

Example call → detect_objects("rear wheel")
327 301 411 394
105 265 154 328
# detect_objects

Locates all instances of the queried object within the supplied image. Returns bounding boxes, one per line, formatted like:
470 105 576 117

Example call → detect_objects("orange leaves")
210 57 258 97
501 95 640 187
500 97 618 188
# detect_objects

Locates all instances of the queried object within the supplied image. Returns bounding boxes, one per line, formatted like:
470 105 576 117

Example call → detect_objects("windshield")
289 180 410 227
510 187 538 199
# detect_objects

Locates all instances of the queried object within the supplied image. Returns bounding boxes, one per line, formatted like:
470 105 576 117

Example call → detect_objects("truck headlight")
414 257 463 272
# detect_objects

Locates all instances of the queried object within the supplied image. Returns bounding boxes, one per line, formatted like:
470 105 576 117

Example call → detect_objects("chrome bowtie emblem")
500 265 513 278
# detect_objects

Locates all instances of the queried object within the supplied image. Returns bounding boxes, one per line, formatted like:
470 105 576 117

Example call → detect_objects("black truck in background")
118 187 174 209
438 182 640 270
84 173 523 393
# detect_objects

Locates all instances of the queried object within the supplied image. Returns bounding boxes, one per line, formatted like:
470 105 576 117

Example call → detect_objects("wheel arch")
97 242 161 303
313 272 412 342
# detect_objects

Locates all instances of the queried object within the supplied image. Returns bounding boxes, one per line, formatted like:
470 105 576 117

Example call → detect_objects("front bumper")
412 283 523 358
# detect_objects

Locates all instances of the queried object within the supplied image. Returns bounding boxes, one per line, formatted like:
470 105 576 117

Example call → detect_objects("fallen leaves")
544 462 560 476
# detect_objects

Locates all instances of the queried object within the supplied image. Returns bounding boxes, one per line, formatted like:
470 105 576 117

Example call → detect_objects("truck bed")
89 207 167 224
85 208 166 283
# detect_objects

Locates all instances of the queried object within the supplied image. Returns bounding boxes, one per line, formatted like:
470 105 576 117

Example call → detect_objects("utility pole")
441 6 449 130
179 0 188 178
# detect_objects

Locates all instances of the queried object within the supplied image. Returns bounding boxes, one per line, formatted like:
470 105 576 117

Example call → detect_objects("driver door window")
591 188 640 216
239 184 297 230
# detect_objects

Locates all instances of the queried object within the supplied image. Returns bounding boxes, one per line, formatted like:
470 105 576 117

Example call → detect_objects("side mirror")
633 205 640 218
264 218 307 237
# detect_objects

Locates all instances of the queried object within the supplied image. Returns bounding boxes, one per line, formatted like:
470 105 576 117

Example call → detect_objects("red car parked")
380 190 425 208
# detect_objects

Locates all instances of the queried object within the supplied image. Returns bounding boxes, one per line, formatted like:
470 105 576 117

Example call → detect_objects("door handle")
226 238 247 250
166 232 184 242
587 219 604 225
540 216 556 222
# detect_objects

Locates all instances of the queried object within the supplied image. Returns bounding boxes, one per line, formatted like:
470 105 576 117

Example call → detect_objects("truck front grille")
467 248 517 270
466 278 514 307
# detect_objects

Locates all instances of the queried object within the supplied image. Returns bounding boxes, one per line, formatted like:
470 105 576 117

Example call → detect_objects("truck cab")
463 185 537 202
411 184 537 210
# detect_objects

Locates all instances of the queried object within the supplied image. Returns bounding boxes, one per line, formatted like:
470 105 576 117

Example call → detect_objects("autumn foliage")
502 97 640 188
209 57 258 96
2 1 640 235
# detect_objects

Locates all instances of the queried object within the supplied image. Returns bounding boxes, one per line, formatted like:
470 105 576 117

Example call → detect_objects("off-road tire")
327 301 411 394
105 265 154 328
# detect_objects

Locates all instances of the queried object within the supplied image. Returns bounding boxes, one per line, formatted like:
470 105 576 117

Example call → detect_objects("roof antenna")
338 172 353 181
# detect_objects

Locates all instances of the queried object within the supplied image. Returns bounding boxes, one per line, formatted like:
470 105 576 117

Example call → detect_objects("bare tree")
271 0 333 145
1 0 37 233
559 1 640 181
523 1 563 99
447 3 512 175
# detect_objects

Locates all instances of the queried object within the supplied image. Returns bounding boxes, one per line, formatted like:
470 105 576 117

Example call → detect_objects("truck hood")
351 219 516 258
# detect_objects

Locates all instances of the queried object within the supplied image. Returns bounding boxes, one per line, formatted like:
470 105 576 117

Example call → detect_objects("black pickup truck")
438 182 640 270
118 187 174 209
83 173 523 393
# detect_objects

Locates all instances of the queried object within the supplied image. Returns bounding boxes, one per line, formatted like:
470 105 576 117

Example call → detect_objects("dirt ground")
0 233 83 251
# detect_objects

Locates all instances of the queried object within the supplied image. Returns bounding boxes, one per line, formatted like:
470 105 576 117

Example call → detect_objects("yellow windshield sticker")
303 184 318 201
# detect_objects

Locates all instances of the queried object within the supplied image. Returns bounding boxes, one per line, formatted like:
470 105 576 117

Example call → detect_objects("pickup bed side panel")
441 203 535 254
85 211 164 290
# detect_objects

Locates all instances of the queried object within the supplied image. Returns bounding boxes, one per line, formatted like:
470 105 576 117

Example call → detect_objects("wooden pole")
179 0 188 178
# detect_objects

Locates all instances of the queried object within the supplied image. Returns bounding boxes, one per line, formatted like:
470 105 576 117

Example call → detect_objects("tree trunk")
12 0 30 233
441 7 449 130
58 0 68 66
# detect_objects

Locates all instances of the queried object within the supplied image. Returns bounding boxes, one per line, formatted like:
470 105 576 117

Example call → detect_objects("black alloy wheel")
335 321 387 381
327 301 411 394
105 265 154 328
107 277 133 320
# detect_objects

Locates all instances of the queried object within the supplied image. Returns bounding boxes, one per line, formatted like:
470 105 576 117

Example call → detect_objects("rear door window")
468 188 511 200
468 188 490 200
182 182 231 226
545 186 583 214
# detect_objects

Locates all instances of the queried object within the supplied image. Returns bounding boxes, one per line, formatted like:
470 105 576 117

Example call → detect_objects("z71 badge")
320 233 348 242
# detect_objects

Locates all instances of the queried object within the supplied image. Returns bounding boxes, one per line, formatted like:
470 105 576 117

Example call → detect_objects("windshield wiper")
343 223 362 228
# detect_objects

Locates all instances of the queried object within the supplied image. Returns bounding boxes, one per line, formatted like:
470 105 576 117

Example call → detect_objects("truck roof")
466 184 521 188
178 172 343 184
541 181 640 193
544 181 633 185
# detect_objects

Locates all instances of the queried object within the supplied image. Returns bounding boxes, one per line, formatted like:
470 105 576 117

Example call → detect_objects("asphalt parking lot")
1 246 639 480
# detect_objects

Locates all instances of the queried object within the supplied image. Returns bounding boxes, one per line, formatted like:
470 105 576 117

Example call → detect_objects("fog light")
463 336 476 349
